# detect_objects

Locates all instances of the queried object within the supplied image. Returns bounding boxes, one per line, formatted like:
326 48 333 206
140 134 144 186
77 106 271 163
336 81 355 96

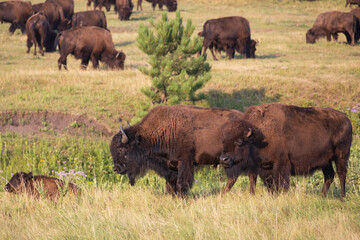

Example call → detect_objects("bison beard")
219 103 352 198
110 105 245 196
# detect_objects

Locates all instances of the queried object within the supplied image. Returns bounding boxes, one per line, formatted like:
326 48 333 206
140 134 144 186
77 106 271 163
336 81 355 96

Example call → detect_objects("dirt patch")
0 111 113 137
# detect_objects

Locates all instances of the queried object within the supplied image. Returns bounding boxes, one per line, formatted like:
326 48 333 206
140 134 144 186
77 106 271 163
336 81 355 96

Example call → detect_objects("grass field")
0 0 360 239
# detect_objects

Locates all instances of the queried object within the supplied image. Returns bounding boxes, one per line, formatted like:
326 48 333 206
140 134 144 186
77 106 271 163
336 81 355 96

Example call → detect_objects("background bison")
116 0 133 20
71 10 107 29
110 105 244 196
0 1 33 34
219 103 352 198
57 26 126 70
4 172 80 200
32 2 68 31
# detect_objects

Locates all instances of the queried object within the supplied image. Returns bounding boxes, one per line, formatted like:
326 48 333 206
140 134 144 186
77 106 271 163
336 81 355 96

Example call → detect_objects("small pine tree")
137 11 211 105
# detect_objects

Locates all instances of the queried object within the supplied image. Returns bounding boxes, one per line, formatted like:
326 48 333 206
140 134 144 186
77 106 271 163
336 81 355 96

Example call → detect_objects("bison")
200 16 253 60
25 12 57 56
4 171 80 200
0 1 33 34
87 0 105 10
32 2 67 31
46 0 74 20
110 105 244 196
116 0 133 20
219 103 352 198
145 0 177 12
345 0 360 7
306 11 358 45
57 26 126 70
71 10 107 29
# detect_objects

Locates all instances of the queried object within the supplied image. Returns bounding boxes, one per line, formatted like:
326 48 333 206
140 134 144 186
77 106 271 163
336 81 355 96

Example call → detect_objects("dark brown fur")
71 10 107 29
200 16 253 60
0 1 33 34
57 26 126 70
46 0 74 20
145 0 177 12
25 12 57 56
110 105 244 196
116 0 133 20
4 172 80 200
306 11 358 45
346 0 360 7
220 103 352 198
32 2 67 31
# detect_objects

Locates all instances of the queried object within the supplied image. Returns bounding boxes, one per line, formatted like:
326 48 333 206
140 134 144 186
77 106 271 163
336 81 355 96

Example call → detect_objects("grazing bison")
57 26 126 70
110 105 244 196
306 11 358 45
25 12 57 56
345 0 360 7
219 103 352 198
71 11 107 29
200 16 253 60
45 0 74 20
32 2 67 31
116 0 133 20
0 1 33 34
145 0 177 12
4 172 80 200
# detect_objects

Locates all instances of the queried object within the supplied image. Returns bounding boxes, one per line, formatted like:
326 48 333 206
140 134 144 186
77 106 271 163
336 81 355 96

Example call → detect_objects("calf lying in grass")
4 172 80 200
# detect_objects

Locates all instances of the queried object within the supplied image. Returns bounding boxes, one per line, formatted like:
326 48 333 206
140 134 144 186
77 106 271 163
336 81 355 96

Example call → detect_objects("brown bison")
219 103 352 198
57 26 126 70
103 0 117 12
25 12 57 56
46 0 74 20
87 0 105 10
71 10 107 29
0 1 33 34
145 0 177 12
110 105 244 196
200 16 253 60
116 0 133 20
346 0 360 7
4 172 80 200
306 11 358 45
32 2 67 31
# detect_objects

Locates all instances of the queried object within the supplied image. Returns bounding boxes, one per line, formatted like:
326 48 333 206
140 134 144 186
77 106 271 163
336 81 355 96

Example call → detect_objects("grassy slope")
0 0 360 239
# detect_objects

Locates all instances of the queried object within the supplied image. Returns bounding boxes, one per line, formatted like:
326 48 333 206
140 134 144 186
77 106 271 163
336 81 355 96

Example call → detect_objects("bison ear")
234 138 244 146
116 51 126 61
24 172 33 181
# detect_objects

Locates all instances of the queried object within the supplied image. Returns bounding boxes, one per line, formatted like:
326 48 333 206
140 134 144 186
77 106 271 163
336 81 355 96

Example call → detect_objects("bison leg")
332 33 338 42
335 150 350 198
176 160 194 197
273 162 291 193
9 23 17 35
321 162 335 197
26 37 33 54
58 54 68 70
152 2 156 10
224 177 238 193
165 171 178 195
248 172 257 195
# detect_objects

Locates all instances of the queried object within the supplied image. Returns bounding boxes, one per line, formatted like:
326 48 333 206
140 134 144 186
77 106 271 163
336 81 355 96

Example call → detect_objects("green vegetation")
0 0 360 238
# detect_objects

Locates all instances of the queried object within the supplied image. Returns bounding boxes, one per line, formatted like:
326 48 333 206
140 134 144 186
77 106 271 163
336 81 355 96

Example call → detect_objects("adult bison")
116 0 133 20
0 1 33 34
219 103 352 198
145 0 177 12
25 12 57 56
32 2 67 31
57 26 126 70
199 16 253 60
110 105 244 196
306 11 358 45
71 11 107 29
4 171 80 200
45 0 74 20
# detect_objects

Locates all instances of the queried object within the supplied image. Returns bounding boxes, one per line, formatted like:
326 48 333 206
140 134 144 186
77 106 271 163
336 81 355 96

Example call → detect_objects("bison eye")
235 139 244 146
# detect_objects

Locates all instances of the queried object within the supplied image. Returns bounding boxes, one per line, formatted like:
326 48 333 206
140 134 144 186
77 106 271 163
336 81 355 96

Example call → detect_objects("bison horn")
126 121 131 127
246 128 252 138
116 52 121 58
120 126 129 144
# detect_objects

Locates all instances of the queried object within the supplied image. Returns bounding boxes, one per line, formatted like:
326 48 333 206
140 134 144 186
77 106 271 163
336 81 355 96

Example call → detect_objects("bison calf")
57 26 126 70
25 12 57 56
4 172 80 200
306 11 358 45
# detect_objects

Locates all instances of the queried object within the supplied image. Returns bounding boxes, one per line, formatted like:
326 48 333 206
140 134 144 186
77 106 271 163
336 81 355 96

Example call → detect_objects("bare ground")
0 111 113 137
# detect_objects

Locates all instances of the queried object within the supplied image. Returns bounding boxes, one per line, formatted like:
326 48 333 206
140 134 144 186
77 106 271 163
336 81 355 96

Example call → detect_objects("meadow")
0 0 360 239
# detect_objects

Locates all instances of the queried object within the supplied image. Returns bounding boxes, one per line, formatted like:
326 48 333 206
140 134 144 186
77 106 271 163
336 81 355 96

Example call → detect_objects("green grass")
1 0 360 238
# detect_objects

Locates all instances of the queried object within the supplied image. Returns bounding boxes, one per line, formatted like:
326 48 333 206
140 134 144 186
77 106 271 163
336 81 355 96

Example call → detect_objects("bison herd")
1 1 357 199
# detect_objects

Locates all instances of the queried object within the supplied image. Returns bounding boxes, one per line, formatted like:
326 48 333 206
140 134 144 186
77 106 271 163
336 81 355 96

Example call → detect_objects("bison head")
306 29 316 44
110 126 146 186
249 39 258 58
109 51 126 70
219 120 267 169
166 0 177 12
4 172 33 193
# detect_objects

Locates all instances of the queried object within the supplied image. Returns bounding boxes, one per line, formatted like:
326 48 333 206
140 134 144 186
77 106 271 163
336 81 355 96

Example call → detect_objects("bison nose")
220 155 233 167
4 184 10 192
113 165 127 175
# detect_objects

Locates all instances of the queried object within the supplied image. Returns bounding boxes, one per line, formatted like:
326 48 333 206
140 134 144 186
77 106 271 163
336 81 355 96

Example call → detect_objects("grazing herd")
1 0 357 199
